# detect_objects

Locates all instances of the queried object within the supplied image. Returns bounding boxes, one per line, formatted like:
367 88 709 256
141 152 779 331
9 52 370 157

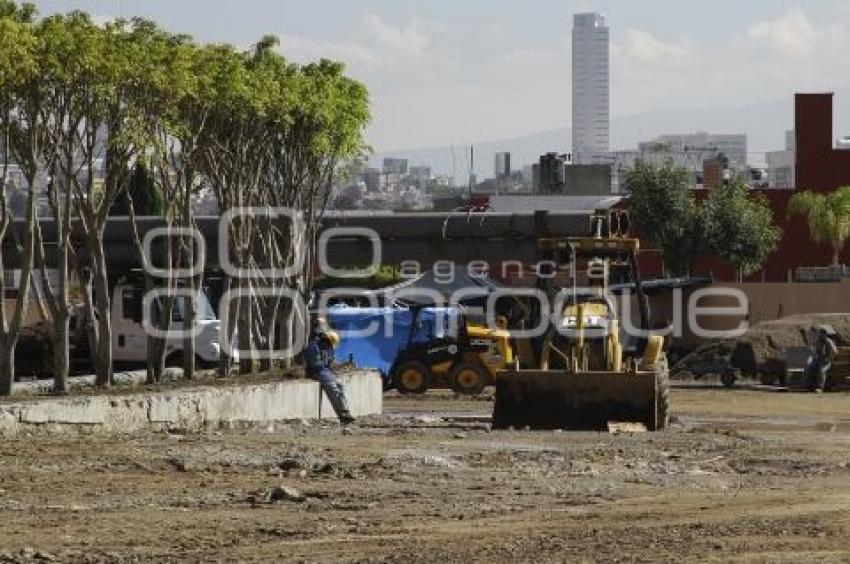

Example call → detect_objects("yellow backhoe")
493 219 669 431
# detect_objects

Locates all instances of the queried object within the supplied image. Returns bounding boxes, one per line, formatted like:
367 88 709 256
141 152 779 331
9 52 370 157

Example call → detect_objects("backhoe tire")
650 365 670 431
393 361 433 395
450 362 488 396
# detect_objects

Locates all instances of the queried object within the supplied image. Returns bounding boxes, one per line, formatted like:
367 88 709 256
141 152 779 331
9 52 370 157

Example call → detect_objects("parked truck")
17 281 224 378
100 282 223 367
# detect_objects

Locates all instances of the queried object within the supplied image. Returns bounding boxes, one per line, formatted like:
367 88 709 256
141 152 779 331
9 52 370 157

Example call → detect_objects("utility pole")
468 145 474 197
451 145 456 190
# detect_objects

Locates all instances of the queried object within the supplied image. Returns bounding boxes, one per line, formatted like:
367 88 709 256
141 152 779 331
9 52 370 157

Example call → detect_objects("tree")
29 12 94 394
111 163 161 216
118 20 199 383
69 17 176 387
787 187 850 266
0 3 39 395
0 5 370 390
624 160 705 276
242 47 369 371
269 58 369 365
190 40 369 375
193 43 267 375
703 180 781 278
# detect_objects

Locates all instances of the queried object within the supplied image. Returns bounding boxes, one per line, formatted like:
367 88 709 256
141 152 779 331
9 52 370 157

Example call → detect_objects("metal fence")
795 265 850 283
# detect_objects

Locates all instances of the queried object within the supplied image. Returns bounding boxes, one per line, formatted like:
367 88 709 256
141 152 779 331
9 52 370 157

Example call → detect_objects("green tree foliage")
111 163 161 216
623 160 705 275
190 39 369 375
625 161 781 277
787 186 850 266
702 180 781 276
0 4 370 392
0 2 38 394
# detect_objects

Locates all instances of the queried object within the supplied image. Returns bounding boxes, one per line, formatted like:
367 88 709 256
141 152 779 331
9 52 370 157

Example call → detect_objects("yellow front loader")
492 231 670 431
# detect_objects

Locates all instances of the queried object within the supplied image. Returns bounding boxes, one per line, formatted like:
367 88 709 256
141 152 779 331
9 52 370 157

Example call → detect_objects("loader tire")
393 361 433 395
650 366 670 431
450 362 488 396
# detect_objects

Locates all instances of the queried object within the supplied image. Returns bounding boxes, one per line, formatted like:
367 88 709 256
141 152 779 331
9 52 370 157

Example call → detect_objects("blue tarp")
326 306 458 378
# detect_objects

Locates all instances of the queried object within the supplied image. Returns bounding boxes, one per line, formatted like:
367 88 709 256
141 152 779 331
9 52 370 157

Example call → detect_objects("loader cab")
560 292 616 333
388 306 515 396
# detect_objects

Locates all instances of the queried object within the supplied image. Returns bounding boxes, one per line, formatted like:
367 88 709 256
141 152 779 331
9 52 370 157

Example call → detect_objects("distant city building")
382 157 408 175
521 164 535 191
494 152 511 178
639 132 748 170
363 167 381 192
766 130 795 189
532 164 541 192
537 153 568 194
604 150 640 193
382 173 402 192
564 164 612 196
702 159 724 190
572 13 610 164
408 165 432 187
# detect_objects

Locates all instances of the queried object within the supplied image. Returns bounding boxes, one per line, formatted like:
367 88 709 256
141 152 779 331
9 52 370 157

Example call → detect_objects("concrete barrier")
0 371 382 436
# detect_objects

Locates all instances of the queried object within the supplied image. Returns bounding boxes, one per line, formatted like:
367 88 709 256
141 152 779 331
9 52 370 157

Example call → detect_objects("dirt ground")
0 385 849 563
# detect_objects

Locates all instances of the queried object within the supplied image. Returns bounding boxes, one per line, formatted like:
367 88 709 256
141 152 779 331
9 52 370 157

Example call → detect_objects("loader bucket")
492 369 668 431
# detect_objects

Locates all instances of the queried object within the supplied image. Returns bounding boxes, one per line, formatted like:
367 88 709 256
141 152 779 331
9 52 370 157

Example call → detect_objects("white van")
111 284 222 366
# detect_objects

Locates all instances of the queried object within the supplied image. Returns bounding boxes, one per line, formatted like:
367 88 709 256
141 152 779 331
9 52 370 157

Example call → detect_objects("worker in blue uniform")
305 326 355 424
808 326 838 393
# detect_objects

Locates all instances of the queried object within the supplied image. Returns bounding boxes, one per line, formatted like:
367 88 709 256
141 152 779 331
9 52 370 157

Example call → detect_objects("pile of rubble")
732 314 850 373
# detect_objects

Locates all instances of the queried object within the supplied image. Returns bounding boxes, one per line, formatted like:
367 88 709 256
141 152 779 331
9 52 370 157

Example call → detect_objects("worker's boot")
322 381 355 424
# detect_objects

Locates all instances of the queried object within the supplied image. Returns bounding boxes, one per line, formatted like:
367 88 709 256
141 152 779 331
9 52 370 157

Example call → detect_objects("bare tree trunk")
52 313 70 393
144 275 165 384
278 299 294 371
90 236 113 387
237 280 252 374
217 275 236 378
260 294 280 373
181 282 197 378
50 222 71 394
182 226 196 379
156 237 177 376
51 183 73 394
0 174 39 396
81 267 98 371
0 345 15 396
123 191 164 384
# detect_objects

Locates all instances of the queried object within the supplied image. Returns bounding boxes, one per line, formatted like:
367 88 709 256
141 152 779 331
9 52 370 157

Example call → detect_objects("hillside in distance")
371 94 849 181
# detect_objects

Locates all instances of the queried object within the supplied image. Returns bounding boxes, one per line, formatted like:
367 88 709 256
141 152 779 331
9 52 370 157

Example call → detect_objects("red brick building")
691 93 850 282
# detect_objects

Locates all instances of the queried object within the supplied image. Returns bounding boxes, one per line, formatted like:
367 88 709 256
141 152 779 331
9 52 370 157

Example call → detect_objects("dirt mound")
732 313 850 373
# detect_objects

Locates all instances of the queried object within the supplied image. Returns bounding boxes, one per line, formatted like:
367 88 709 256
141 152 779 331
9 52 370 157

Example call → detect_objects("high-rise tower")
572 13 609 164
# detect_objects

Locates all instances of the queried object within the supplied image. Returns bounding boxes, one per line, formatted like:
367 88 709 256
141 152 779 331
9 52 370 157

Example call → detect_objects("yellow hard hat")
324 329 340 348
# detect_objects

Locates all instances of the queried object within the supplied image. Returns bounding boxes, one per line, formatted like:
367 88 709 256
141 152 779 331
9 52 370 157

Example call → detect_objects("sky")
31 0 850 153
